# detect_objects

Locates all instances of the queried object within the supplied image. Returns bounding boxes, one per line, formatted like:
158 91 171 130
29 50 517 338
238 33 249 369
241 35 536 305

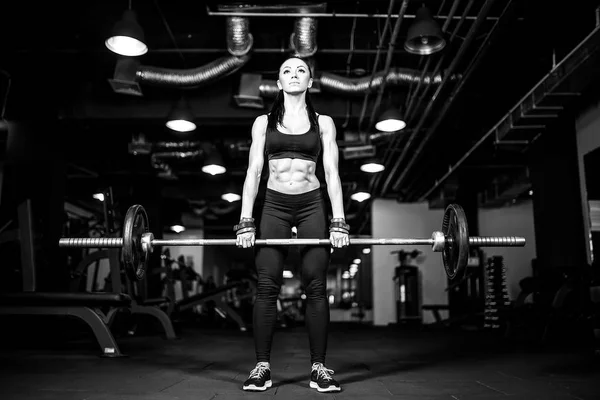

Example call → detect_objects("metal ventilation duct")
290 17 318 58
134 17 253 88
256 69 460 98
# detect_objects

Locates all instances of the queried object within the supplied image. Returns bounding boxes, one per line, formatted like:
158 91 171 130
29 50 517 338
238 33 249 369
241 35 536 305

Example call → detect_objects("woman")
235 56 349 393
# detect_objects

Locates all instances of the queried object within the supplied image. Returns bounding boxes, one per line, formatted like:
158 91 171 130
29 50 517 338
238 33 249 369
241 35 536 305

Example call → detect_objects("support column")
3 121 67 291
528 115 588 296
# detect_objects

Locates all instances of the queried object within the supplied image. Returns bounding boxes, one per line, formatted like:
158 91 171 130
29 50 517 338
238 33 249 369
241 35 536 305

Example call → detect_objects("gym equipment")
59 203 526 281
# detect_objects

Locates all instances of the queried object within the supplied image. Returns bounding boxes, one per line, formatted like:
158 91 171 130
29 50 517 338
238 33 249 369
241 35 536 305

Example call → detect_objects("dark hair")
267 56 319 132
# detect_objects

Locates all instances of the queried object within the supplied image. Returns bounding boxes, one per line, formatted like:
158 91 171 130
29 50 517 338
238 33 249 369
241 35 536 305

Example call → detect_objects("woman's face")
277 58 313 94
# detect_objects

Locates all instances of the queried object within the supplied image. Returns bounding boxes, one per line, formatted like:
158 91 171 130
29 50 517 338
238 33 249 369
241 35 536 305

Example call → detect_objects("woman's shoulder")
251 114 269 133
317 113 334 125
254 114 270 125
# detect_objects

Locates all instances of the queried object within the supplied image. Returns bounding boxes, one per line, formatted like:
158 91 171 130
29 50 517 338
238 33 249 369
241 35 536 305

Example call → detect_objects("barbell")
58 203 526 282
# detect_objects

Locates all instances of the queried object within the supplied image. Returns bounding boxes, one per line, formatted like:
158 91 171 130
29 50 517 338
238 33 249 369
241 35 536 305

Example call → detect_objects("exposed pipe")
380 0 467 170
378 0 497 198
354 0 453 236
357 0 397 132
136 17 252 87
369 0 463 198
416 22 600 202
403 0 464 119
391 0 502 194
13 48 413 55
290 17 318 57
205 7 499 20
402 0 518 200
366 0 411 131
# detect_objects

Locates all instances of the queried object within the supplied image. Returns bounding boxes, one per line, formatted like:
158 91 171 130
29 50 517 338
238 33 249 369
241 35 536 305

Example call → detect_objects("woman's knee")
303 277 326 299
256 275 282 299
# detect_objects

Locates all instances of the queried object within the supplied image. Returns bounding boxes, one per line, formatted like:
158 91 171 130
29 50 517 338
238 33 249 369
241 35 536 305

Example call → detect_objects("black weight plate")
441 204 469 280
123 205 149 281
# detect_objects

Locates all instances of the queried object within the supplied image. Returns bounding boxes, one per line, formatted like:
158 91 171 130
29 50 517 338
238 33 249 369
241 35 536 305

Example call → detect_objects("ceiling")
2 0 600 238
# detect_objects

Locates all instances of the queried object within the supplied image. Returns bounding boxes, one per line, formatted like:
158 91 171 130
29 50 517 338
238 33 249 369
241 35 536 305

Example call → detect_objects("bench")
176 281 250 331
71 249 178 340
0 291 131 357
422 304 450 325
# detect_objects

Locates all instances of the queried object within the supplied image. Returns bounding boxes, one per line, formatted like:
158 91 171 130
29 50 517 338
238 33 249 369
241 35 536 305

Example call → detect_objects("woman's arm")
239 115 267 219
320 115 345 220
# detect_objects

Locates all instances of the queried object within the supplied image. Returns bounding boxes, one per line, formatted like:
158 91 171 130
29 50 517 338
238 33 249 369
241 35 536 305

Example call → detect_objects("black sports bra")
265 123 321 163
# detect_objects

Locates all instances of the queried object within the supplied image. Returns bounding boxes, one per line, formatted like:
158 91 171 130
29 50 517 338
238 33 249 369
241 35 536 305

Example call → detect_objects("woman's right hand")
237 231 256 248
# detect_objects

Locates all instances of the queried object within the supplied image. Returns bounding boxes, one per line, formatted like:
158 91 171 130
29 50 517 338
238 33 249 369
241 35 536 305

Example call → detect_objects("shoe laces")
312 363 335 381
249 362 269 379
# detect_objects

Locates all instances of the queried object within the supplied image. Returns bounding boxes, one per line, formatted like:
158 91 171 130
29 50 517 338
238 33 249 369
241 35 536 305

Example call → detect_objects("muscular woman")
235 56 349 393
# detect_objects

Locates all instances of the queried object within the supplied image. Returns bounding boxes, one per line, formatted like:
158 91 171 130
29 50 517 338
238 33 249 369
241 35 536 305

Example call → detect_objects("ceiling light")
375 108 406 132
351 191 371 202
170 224 185 233
351 181 372 202
105 10 148 57
166 97 196 133
202 147 226 175
404 6 446 55
221 192 241 202
202 164 226 176
360 161 385 173
166 119 197 133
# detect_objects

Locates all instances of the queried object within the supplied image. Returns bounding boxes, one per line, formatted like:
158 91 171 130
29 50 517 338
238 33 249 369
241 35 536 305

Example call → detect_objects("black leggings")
253 188 330 365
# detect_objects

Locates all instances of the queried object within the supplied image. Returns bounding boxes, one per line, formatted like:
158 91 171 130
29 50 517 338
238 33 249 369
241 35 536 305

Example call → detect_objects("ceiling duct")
254 69 460 99
226 17 253 56
215 3 327 14
290 17 318 58
113 17 253 92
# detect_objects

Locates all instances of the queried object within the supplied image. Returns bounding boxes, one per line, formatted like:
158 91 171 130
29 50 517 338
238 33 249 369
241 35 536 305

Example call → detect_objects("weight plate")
441 204 469 280
123 204 150 281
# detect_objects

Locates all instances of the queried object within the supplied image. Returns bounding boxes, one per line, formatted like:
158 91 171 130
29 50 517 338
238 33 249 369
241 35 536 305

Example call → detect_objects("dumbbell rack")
484 256 511 330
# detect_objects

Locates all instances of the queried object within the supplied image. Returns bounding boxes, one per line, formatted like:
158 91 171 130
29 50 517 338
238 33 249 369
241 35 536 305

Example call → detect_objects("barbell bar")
58 203 526 282
59 237 526 248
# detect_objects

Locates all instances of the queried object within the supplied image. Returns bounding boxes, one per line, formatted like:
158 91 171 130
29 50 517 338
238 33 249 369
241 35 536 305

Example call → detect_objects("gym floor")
0 322 599 400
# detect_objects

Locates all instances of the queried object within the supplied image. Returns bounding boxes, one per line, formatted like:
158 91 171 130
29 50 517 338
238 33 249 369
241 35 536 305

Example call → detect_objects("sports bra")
264 122 321 163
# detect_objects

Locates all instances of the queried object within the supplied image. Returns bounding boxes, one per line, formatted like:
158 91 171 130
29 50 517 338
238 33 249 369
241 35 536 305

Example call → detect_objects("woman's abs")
267 158 320 194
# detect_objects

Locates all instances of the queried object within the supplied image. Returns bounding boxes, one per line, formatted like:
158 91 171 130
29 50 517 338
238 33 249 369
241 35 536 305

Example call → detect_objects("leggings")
253 187 330 365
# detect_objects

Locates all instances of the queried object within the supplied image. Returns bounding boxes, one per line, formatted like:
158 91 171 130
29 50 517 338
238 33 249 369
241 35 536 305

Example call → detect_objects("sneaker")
242 362 272 391
309 362 341 392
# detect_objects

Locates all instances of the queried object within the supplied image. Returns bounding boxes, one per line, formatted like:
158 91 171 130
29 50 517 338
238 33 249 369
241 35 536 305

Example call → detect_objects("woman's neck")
283 92 307 116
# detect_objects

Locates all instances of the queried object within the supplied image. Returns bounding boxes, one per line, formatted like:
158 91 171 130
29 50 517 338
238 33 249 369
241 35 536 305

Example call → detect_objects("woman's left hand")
330 231 350 248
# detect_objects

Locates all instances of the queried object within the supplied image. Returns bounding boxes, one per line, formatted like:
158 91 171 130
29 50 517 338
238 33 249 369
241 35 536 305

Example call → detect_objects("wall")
478 200 537 300
371 199 539 326
576 101 600 264
371 200 446 326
